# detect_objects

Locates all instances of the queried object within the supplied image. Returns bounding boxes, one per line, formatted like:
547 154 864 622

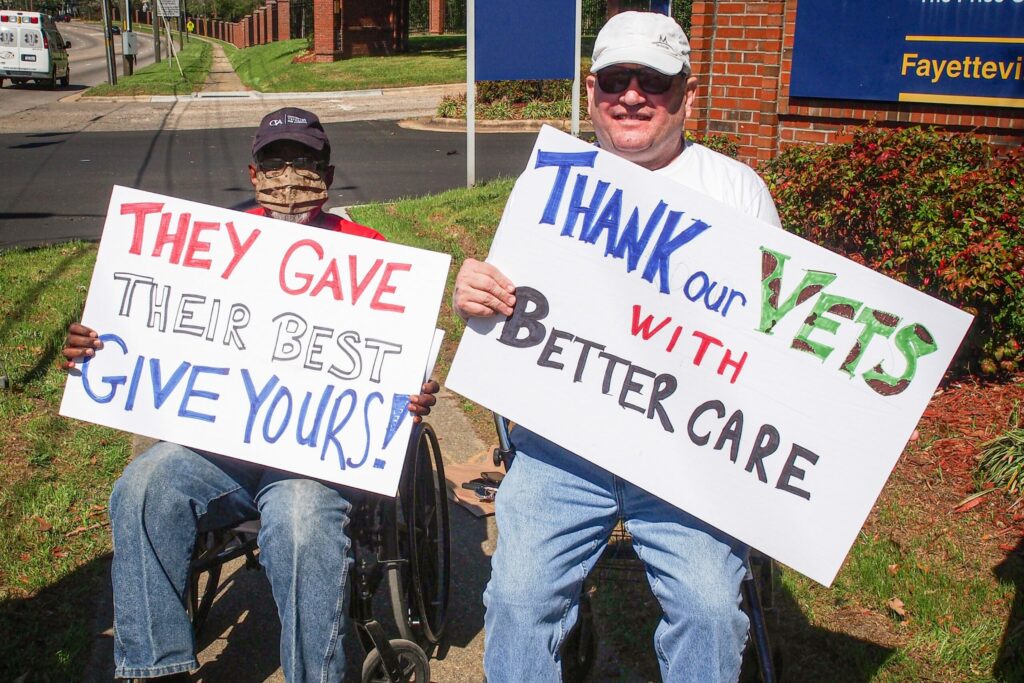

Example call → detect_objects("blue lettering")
642 214 712 294
382 393 410 450
611 202 667 273
561 176 609 238
149 358 191 410
123 354 145 411
178 365 229 423
581 188 622 253
79 333 128 403
297 386 335 447
263 386 293 443
536 150 598 225
348 392 383 469
241 369 280 444
321 389 357 468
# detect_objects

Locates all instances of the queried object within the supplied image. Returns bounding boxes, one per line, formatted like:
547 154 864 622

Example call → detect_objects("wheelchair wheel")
360 638 430 683
388 423 451 648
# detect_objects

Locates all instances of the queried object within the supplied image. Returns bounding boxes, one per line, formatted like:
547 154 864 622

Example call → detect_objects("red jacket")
246 206 386 241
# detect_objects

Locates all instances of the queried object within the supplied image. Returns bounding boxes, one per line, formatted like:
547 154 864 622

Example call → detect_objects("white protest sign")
60 186 450 496
446 126 973 586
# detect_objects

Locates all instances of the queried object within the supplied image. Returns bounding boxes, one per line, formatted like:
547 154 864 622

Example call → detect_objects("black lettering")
775 444 820 500
714 410 744 463
744 424 780 483
497 286 549 348
687 400 725 446
538 328 574 370
647 373 677 433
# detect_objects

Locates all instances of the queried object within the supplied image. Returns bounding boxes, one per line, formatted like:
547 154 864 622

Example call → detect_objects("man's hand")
453 258 516 321
408 379 440 424
62 322 103 370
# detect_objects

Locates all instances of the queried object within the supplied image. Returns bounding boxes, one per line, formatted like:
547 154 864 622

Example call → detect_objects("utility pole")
153 0 161 62
100 0 117 84
122 0 134 75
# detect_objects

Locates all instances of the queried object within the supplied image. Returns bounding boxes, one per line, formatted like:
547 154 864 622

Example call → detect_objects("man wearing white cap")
453 11 782 682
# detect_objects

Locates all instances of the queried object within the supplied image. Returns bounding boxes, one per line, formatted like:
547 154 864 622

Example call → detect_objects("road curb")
399 116 594 134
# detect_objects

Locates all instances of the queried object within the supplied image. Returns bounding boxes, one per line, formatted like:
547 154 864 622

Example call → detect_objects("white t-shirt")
656 140 783 229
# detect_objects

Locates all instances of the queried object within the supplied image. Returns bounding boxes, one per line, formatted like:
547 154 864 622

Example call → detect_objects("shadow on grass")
0 552 112 682
588 555 894 682
994 536 1023 682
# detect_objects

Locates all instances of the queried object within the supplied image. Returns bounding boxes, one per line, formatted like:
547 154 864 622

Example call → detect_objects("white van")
0 11 71 89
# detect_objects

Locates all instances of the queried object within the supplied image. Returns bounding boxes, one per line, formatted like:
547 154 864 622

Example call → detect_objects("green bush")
761 126 1024 377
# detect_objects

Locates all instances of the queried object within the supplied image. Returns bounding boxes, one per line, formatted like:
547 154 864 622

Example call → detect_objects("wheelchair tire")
387 423 451 649
360 638 430 683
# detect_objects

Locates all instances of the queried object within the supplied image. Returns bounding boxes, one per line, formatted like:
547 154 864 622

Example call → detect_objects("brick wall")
687 0 1024 167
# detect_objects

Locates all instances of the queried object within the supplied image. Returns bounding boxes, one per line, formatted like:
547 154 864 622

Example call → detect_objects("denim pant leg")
623 482 749 683
483 429 617 683
255 470 354 683
109 442 261 679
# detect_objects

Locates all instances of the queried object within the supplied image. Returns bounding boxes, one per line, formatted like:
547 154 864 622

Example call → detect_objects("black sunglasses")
257 156 327 177
595 67 682 95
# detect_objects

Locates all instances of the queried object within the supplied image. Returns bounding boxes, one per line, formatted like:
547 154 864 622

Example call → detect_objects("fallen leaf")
886 597 907 619
33 517 52 532
950 625 961 634
887 563 899 575
51 547 68 558
1000 543 1018 553
19 553 30 562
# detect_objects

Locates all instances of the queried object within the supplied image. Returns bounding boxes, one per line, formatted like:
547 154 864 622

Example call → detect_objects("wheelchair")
491 414 781 683
186 422 451 683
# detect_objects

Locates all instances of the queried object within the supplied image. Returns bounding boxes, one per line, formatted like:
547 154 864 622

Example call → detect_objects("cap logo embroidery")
286 115 308 124
653 34 674 52
268 118 284 126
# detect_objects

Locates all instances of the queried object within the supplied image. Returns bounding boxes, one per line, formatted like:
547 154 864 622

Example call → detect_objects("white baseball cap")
590 11 691 76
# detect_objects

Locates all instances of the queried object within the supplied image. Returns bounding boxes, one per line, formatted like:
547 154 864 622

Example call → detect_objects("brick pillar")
277 0 290 40
245 16 254 47
267 0 277 41
687 1 785 166
428 0 444 34
255 8 264 44
312 0 340 62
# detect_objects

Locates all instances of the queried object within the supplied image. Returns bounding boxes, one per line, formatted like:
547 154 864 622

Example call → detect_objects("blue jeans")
109 442 354 682
483 428 750 682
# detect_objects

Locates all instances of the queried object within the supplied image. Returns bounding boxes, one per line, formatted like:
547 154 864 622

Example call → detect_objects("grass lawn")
84 36 213 97
0 181 1021 681
230 34 466 92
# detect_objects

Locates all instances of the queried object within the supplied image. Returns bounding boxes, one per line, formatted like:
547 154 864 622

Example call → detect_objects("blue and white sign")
791 0 1024 109
474 0 576 81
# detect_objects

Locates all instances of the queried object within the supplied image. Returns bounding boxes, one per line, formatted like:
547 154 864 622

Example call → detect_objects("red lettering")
221 221 261 280
349 255 383 304
370 262 411 313
119 202 164 255
183 221 218 270
153 212 189 264
691 330 723 366
279 239 322 295
629 304 672 340
311 259 344 300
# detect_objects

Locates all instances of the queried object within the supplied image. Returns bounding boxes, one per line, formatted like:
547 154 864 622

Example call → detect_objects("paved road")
0 118 537 248
0 22 155 116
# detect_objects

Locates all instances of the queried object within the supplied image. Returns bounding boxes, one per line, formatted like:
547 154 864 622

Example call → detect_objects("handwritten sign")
446 126 974 585
60 186 450 496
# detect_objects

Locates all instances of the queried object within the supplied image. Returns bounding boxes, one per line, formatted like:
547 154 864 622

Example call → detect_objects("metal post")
153 0 161 62
122 0 134 75
572 0 581 137
100 0 117 84
466 0 475 187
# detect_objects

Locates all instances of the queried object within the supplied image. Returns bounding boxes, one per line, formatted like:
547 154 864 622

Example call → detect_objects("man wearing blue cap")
453 12 782 682
63 107 437 683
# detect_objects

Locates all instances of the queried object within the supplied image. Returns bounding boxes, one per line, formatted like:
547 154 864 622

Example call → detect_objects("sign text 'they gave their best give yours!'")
60 186 450 497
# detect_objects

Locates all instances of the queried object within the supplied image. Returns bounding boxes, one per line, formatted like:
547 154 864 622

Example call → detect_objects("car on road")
0 10 71 89
110 24 121 35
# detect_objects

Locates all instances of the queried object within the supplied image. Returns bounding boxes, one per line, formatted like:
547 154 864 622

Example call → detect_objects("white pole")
466 0 476 187
571 0 581 137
